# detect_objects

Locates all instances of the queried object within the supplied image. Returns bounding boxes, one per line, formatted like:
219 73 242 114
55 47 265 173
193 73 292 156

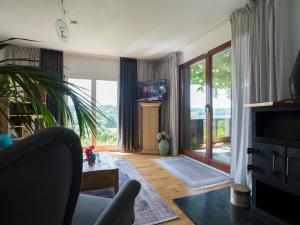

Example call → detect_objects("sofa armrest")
95 179 141 225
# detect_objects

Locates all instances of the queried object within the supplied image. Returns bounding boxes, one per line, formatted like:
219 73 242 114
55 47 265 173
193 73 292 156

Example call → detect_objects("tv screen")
137 79 167 102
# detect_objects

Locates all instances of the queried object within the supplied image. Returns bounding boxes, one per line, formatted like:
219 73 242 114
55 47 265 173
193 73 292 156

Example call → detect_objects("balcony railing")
190 118 231 146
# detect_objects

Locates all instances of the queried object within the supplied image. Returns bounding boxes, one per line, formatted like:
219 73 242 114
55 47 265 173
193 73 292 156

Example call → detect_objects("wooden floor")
107 151 232 225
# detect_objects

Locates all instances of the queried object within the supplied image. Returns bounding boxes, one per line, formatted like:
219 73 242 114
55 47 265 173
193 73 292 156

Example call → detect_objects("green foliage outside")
216 120 225 137
212 50 232 98
70 104 118 146
190 60 206 92
97 131 117 145
190 49 231 97
96 105 117 145
189 49 231 143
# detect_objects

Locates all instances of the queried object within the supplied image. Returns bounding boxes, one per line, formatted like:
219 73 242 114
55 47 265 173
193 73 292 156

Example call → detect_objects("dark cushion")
72 194 111 225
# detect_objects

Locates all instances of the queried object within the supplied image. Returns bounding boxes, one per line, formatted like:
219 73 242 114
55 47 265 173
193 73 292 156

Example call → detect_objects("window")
67 78 92 147
67 78 118 148
189 60 206 157
211 49 231 165
96 80 118 146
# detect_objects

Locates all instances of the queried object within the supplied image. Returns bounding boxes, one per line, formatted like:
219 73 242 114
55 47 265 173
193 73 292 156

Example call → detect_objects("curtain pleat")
5 45 40 66
118 58 139 151
137 53 179 156
230 0 289 185
137 60 156 82
40 49 64 125
179 66 191 151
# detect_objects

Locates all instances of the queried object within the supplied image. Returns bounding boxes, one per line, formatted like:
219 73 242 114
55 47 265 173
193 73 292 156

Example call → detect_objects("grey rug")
84 159 177 225
154 156 231 190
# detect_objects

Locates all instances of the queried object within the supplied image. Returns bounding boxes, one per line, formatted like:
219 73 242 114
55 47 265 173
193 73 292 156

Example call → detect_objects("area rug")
84 159 178 225
154 156 230 190
173 188 267 225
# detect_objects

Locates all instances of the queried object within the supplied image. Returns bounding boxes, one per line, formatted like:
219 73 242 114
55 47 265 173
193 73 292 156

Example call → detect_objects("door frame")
179 41 231 173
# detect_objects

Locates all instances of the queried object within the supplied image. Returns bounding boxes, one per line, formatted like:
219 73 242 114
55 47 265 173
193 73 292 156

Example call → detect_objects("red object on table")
85 145 95 164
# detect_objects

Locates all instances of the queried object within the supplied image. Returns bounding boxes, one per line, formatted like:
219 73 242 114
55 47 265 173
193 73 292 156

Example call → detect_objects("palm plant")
0 38 103 138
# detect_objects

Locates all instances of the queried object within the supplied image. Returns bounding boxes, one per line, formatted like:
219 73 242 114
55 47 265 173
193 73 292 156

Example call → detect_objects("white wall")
178 19 231 64
290 0 300 65
64 53 120 81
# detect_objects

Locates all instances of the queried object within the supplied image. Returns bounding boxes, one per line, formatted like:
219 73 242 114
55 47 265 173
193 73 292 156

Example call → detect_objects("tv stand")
248 105 300 225
138 102 161 154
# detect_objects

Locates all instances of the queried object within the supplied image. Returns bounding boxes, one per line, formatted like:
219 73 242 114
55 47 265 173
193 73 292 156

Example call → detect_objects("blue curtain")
179 66 191 151
40 49 64 125
118 58 139 151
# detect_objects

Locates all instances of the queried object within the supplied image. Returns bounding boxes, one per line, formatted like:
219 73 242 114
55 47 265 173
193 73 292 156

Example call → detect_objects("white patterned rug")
84 158 178 225
155 156 231 190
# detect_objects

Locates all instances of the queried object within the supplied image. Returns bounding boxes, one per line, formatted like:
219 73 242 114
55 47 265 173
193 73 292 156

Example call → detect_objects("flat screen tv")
137 79 167 102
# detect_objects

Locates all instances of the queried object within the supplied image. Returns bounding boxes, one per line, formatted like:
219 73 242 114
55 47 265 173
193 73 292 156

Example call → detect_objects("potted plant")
0 38 105 139
156 132 170 155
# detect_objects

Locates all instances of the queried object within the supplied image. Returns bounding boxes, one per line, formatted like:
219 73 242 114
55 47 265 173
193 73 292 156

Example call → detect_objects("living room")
0 0 300 225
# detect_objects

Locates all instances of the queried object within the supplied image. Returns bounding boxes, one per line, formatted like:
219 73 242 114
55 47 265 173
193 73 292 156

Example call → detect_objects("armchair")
0 127 140 225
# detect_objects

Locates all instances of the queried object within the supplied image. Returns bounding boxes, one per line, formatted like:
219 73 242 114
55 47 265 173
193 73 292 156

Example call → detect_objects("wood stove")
248 105 300 225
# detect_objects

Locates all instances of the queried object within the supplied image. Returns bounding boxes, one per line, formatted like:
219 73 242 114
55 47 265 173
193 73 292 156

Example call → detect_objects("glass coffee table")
81 152 119 193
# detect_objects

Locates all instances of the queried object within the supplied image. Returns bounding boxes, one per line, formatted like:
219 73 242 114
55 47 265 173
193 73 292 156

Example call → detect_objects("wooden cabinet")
138 102 161 154
249 106 300 225
252 143 285 184
0 93 46 140
286 148 300 190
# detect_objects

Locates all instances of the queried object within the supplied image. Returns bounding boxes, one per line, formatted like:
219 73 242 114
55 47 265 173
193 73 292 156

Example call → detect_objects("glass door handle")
272 154 276 173
286 157 290 176
205 104 210 113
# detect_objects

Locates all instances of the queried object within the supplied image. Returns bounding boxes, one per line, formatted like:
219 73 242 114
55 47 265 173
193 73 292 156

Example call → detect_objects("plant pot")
158 140 169 155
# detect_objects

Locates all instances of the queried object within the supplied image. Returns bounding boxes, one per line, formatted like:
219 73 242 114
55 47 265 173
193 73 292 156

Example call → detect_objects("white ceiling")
0 0 243 59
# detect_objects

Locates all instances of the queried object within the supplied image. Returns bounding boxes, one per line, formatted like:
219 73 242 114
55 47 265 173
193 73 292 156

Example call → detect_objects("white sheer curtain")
137 53 179 156
137 60 156 82
5 45 40 66
156 53 179 156
230 0 290 185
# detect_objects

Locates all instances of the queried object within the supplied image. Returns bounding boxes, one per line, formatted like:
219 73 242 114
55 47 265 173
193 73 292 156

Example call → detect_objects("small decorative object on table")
85 145 96 165
156 132 170 155
8 129 18 139
230 183 251 208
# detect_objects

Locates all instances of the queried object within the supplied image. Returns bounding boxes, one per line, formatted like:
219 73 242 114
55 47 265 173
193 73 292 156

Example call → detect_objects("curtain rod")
175 15 231 52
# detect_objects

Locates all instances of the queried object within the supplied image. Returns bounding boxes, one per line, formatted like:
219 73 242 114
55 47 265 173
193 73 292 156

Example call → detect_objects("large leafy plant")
0 38 103 138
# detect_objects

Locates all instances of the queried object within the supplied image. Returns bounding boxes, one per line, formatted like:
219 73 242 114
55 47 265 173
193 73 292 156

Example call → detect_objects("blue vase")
158 140 169 155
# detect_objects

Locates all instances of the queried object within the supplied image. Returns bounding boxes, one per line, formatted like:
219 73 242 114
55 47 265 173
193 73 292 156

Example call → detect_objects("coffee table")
81 152 119 193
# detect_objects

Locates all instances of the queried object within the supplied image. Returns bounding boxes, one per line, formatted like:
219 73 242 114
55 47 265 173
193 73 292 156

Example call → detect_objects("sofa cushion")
72 194 111 225
0 133 13 148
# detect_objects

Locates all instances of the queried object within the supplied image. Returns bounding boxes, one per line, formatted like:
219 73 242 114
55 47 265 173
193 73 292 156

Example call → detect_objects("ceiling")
0 0 243 59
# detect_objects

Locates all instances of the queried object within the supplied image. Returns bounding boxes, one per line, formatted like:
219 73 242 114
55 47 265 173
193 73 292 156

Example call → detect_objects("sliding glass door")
189 60 207 158
180 42 231 172
211 49 231 165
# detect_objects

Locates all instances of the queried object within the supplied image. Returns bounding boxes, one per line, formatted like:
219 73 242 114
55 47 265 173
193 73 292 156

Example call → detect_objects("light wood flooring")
107 151 232 225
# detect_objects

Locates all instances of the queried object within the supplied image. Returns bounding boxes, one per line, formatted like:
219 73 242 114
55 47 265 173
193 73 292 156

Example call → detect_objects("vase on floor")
158 140 169 155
